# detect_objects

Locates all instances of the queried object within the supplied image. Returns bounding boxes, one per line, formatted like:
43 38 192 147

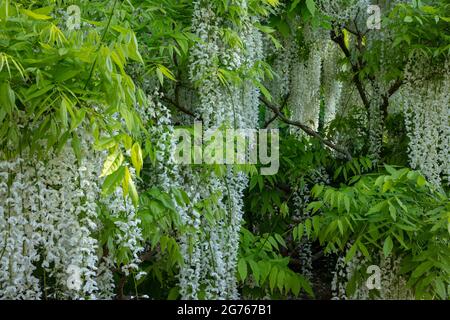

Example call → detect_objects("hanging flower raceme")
0 129 142 299
332 250 414 300
397 56 449 187
331 244 370 300
292 188 313 280
322 41 344 125
173 0 265 299
0 132 102 299
287 24 329 133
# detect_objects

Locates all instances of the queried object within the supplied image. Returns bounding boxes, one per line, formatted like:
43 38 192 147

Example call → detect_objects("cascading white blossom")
331 250 414 300
292 168 331 281
316 0 372 24
322 41 344 125
173 0 264 299
265 37 291 107
331 245 370 300
189 1 225 128
292 189 313 280
0 132 101 299
367 84 384 161
378 255 413 299
397 57 449 187
288 25 329 132
102 186 144 277
0 158 42 299
0 130 143 299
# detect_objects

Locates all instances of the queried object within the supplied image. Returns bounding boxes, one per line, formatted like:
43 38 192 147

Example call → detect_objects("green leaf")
395 196 408 213
95 137 117 151
382 179 392 193
155 67 163 85
268 236 279 250
254 80 272 101
291 275 300 296
312 216 320 236
100 150 124 177
122 166 131 196
167 287 179 300
337 219 344 235
389 204 397 221
280 202 289 216
102 166 125 196
306 0 316 16
274 233 287 248
311 184 324 197
305 219 312 239
383 236 393 257
60 97 71 128
357 241 370 259
290 0 301 12
0 82 15 115
298 275 314 297
345 242 358 263
417 175 427 187
297 223 304 240
248 260 260 284
128 177 139 207
259 261 271 284
265 0 280 7
238 259 248 281
70 108 86 131
344 196 350 213
269 267 278 292
127 32 143 63
404 16 413 23
411 261 433 279
131 142 143 177
249 175 258 191
277 270 285 293
434 278 446 299
157 64 176 82
385 164 398 176
21 8 51 20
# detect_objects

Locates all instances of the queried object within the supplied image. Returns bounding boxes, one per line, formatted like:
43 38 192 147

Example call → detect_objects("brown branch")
343 26 359 37
265 93 290 128
381 79 403 119
331 29 370 110
260 96 352 160
161 96 198 119
264 114 278 128
117 275 127 300
332 27 405 121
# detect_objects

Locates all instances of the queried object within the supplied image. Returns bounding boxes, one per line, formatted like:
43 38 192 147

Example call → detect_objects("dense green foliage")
0 0 448 300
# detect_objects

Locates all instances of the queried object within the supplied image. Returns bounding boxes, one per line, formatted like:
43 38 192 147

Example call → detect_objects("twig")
331 29 370 110
259 96 352 160
117 275 127 300
161 96 198 119
265 93 290 128
264 113 278 128
83 0 120 90
381 79 403 119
